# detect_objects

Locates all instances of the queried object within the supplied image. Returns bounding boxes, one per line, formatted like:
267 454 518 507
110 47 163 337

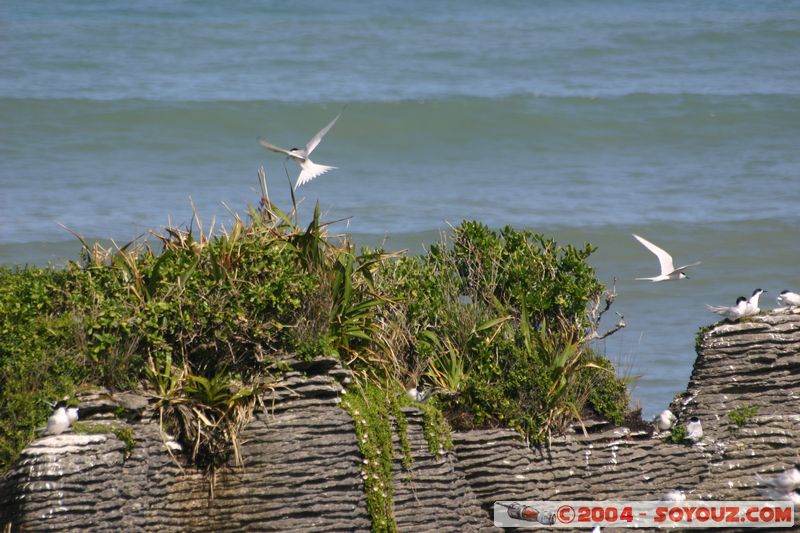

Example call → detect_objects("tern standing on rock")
40 402 70 436
744 288 766 316
406 386 433 403
706 296 748 321
777 290 800 307
258 112 341 190
66 406 79 425
632 234 700 281
756 464 800 492
663 489 686 502
653 409 677 432
685 416 703 443
755 464 800 503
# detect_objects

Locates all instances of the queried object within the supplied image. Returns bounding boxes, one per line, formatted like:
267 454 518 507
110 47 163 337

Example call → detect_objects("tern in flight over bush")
258 112 341 190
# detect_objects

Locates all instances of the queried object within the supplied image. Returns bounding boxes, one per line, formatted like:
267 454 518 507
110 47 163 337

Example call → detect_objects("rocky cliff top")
2 308 799 532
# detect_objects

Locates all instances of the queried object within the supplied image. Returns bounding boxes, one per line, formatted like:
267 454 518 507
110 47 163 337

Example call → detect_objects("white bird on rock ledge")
707 296 748 321
40 402 70 436
777 290 800 308
653 409 677 432
744 288 766 316
685 416 703 443
406 386 433 403
755 464 800 492
755 465 800 505
663 489 687 502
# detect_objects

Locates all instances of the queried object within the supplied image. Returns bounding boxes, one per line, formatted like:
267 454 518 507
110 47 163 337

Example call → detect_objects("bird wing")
304 112 341 156
673 261 701 272
258 138 293 157
294 160 337 189
633 234 675 276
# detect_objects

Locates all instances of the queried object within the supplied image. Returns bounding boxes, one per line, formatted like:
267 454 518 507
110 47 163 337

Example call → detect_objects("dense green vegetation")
0 191 630 530
373 221 630 443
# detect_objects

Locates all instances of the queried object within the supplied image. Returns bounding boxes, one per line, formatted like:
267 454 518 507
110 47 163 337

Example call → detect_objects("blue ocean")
2 0 799 419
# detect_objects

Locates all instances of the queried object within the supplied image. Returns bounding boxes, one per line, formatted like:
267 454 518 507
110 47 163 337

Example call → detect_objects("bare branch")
587 312 626 341
584 278 625 342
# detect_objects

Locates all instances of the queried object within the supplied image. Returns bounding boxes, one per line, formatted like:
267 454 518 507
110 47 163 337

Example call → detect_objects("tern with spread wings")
632 233 700 281
258 112 341 190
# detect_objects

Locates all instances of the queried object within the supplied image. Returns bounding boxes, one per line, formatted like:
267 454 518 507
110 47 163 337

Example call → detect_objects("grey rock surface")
390 408 486 532
2 310 799 531
1 359 371 532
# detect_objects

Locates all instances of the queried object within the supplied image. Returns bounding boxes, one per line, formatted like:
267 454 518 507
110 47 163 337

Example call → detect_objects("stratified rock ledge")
2 309 799 532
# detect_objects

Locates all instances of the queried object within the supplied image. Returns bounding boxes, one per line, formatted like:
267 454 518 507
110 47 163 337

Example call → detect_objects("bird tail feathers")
295 162 336 190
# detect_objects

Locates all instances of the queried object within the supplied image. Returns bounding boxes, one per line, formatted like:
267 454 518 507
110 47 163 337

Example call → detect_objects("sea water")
2 0 799 418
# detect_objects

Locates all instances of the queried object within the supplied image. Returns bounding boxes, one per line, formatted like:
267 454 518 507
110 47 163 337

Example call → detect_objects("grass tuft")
728 404 759 433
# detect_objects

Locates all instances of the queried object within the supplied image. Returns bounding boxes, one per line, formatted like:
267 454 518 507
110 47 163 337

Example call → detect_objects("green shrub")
585 355 629 425
0 267 85 469
666 423 688 444
375 222 627 444
0 192 630 533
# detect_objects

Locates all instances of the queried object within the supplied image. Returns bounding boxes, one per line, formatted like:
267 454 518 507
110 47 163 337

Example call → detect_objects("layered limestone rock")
677 307 800 503
2 309 799 531
390 409 486 532
0 359 372 532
